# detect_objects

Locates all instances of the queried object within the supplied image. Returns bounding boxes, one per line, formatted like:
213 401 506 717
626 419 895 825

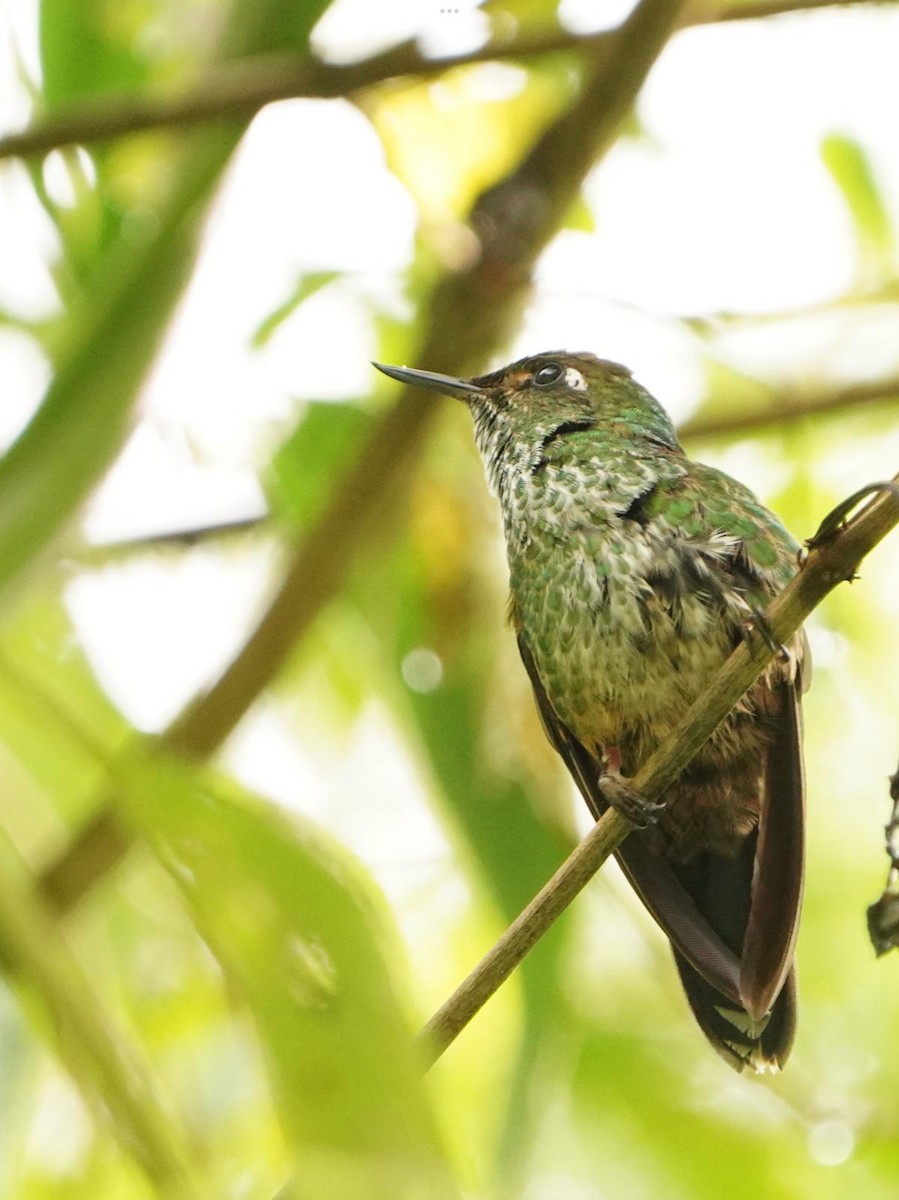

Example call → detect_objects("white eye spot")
564 367 587 391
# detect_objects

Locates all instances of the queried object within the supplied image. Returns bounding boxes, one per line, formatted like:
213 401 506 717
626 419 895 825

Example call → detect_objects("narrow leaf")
251 271 340 348
114 750 457 1199
0 826 201 1197
821 131 894 271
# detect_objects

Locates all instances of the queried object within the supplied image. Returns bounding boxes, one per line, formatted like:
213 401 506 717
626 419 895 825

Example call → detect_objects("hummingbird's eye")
533 363 563 386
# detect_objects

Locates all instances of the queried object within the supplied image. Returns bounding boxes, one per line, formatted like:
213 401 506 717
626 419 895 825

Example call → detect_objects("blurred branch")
680 374 899 440
708 0 893 14
682 280 899 329
39 0 689 913
0 0 884 161
420 476 899 1063
75 514 269 568
0 831 201 1196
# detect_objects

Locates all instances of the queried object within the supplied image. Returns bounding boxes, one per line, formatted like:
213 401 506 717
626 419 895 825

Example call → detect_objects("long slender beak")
372 361 480 399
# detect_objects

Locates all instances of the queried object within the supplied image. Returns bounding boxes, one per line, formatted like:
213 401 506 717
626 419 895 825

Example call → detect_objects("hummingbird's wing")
645 465 807 1023
517 632 744 1006
739 675 805 1017
516 625 805 1067
664 672 803 1069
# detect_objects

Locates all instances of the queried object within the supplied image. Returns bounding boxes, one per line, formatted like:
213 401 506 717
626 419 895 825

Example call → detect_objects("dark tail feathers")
673 953 796 1072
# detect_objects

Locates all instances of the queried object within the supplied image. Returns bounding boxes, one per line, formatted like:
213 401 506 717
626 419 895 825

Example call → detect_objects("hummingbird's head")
373 352 681 477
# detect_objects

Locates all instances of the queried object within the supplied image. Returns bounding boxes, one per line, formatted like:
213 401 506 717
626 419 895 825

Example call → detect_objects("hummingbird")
374 351 806 1072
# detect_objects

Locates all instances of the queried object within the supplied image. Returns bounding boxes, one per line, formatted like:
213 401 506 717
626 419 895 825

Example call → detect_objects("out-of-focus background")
1 0 898 1196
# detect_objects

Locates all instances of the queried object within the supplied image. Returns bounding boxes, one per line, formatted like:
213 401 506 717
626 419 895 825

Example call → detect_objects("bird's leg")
740 604 790 664
598 747 666 829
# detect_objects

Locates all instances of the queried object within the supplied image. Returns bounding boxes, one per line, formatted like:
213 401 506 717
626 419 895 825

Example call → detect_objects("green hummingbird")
375 351 807 1072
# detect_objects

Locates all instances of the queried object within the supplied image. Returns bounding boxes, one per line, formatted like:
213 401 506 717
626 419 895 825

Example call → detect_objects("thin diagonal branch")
0 0 885 161
75 515 268 567
419 476 899 1064
680 374 899 440
39 0 689 914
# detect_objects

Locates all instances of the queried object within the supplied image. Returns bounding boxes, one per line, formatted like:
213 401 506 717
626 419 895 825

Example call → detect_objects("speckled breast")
509 517 741 756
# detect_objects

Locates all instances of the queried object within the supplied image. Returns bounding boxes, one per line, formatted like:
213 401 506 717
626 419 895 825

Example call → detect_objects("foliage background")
0 0 898 1196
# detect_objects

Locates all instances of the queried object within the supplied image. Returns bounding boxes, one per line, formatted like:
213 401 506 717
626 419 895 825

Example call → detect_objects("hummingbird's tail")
672 951 796 1071
666 835 797 1071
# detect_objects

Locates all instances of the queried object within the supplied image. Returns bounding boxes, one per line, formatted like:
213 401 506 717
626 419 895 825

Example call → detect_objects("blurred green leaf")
251 271 340 348
0 824 201 1198
678 356 774 442
39 0 150 107
369 50 580 219
404 659 571 1185
0 648 456 1196
0 594 130 823
352 511 574 1188
572 1028 795 1200
268 401 371 527
563 193 596 234
114 749 456 1199
821 131 894 273
480 0 563 32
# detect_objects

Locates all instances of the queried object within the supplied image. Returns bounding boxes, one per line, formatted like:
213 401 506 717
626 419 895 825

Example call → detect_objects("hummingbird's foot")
805 481 899 551
740 606 790 664
599 774 666 829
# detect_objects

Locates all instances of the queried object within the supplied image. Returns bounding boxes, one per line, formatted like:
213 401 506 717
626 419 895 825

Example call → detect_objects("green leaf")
821 131 894 272
0 825 202 1198
0 594 131 822
353 521 573 1187
563 193 596 234
39 0 149 107
0 650 456 1196
268 401 371 527
251 271 340 348
114 749 456 1199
